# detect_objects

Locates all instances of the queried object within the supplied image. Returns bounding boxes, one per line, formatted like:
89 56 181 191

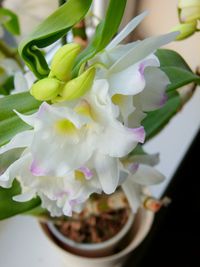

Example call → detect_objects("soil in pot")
56 208 129 244
44 190 135 257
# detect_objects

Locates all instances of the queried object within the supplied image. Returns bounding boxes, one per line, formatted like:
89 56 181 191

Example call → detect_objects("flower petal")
0 155 28 188
110 32 178 73
112 94 135 125
30 129 95 176
122 179 141 213
106 11 148 50
129 153 160 167
140 67 170 111
98 122 145 157
108 55 160 97
0 130 33 155
131 164 165 185
13 189 36 202
94 152 119 194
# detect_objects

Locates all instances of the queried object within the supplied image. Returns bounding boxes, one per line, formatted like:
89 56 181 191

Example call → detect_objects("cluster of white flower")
0 14 177 216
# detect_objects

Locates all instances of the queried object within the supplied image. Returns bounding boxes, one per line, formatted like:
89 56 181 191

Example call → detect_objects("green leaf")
128 144 146 157
144 49 200 140
156 49 200 91
18 0 92 79
72 0 127 77
0 179 41 220
0 92 40 147
0 8 20 35
0 75 14 95
143 91 181 140
0 149 23 174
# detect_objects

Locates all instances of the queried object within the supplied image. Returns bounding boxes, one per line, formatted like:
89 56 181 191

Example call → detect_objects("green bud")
61 67 96 101
171 21 197 40
178 0 200 8
30 78 62 101
50 43 81 82
179 6 200 22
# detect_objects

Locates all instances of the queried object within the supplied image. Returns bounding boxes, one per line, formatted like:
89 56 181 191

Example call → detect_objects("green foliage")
0 8 20 35
18 0 92 79
0 92 40 147
0 180 40 220
142 49 200 140
156 49 200 91
143 91 181 140
72 0 127 77
0 76 14 95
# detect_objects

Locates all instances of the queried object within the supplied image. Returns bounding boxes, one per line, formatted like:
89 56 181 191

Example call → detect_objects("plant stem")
72 20 88 48
0 41 23 68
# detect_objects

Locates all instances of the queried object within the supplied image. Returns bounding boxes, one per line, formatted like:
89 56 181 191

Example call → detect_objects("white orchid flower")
0 79 145 197
120 153 165 213
90 13 177 125
0 151 102 217
80 79 145 194
0 13 177 216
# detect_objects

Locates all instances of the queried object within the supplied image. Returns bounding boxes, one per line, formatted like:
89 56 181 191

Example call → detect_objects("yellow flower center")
112 94 123 105
75 170 85 182
55 119 77 135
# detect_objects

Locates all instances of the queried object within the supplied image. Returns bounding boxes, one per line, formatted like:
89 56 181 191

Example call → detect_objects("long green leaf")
156 49 200 91
72 0 127 77
0 92 40 147
161 66 200 91
18 0 92 79
0 179 41 220
0 8 20 35
143 91 181 140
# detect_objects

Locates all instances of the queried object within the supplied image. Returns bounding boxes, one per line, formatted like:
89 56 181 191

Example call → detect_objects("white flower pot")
40 208 154 267
47 209 135 258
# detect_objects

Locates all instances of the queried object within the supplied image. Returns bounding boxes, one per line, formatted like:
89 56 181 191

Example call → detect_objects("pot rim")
41 208 154 262
47 210 135 251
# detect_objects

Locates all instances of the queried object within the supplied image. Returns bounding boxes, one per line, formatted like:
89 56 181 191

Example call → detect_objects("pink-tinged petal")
140 67 170 111
30 161 46 176
98 122 145 157
138 62 145 78
110 32 178 73
128 126 145 143
128 163 139 174
54 190 70 199
78 166 93 180
108 64 146 97
159 92 168 107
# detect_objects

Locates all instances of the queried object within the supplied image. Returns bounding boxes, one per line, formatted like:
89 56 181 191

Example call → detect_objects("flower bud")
179 6 200 22
171 21 197 40
61 67 96 101
50 43 81 82
178 0 200 8
30 78 62 101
